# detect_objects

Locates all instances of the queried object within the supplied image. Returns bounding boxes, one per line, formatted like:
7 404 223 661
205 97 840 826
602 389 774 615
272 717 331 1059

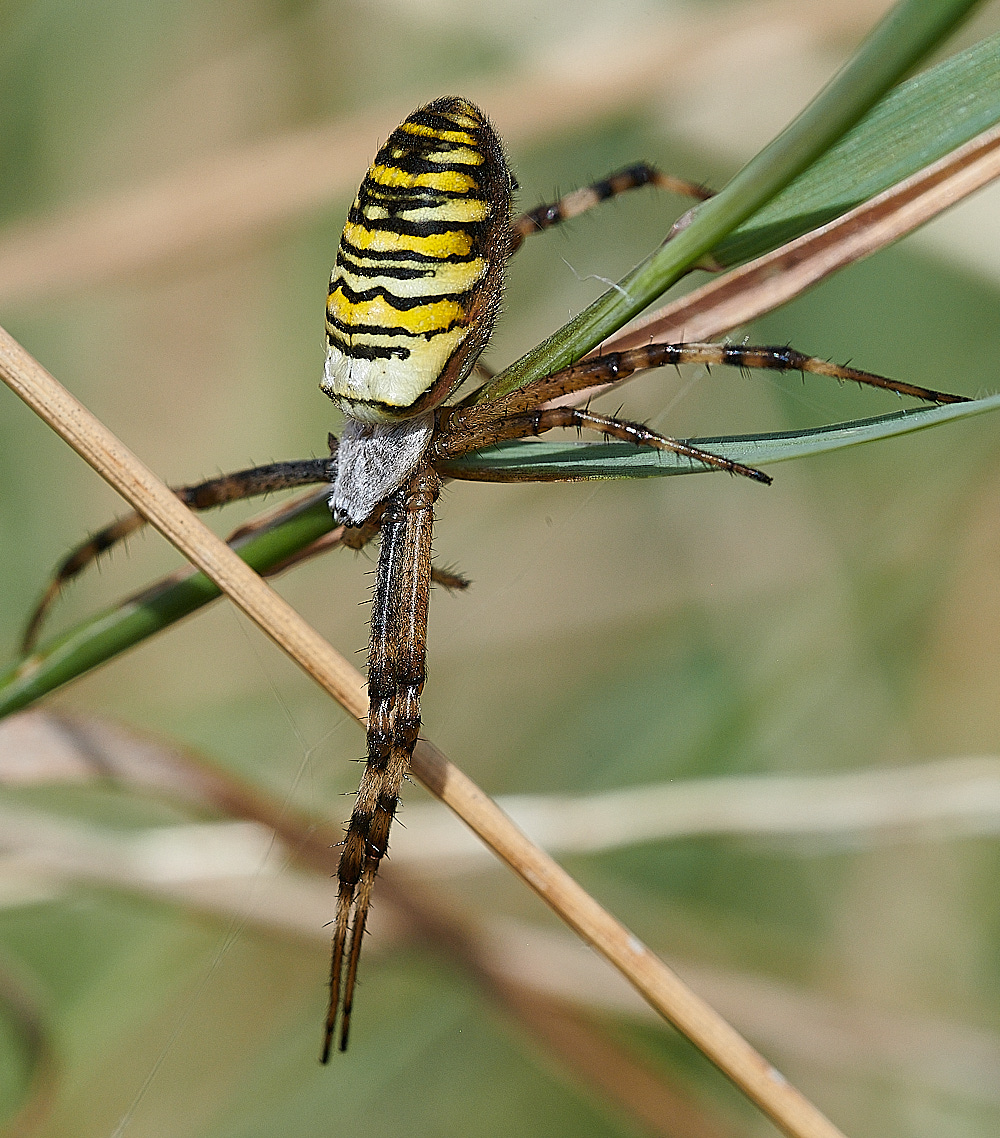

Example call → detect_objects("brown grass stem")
607 122 1000 354
0 326 845 1138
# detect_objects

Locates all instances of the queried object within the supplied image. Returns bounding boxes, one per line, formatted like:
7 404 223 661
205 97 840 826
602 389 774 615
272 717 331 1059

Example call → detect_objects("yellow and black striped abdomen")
322 97 514 424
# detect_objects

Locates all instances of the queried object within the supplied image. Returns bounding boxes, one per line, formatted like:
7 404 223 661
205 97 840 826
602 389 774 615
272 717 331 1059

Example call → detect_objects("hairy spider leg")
466 343 970 419
508 162 713 254
22 459 331 653
436 402 771 481
434 340 968 473
323 462 440 1058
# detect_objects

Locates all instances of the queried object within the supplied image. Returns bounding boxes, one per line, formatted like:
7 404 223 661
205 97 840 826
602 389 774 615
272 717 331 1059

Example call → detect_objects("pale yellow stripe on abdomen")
386 200 490 226
368 165 476 194
397 122 478 144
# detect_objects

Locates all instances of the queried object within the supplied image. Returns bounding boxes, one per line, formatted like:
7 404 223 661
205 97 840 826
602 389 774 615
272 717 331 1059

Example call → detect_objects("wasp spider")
24 96 966 1058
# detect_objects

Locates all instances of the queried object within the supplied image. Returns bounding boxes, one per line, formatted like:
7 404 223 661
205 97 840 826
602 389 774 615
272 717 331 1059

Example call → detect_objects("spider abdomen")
323 96 514 424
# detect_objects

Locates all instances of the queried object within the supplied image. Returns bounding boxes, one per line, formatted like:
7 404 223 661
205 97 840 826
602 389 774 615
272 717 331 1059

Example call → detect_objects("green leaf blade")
483 0 986 402
440 394 1000 481
0 498 335 718
716 30 1000 267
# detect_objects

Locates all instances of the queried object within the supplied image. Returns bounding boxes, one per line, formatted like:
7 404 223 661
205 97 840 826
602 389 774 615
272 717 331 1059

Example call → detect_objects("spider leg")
509 163 713 254
280 503 460 588
436 340 967 485
324 462 439 1058
431 565 471 591
236 492 384 579
435 404 770 482
22 458 331 653
469 342 970 417
463 166 713 403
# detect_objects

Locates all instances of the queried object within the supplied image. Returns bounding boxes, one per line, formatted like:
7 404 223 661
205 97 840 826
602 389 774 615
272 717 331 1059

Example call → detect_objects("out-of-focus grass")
3 1 1000 1136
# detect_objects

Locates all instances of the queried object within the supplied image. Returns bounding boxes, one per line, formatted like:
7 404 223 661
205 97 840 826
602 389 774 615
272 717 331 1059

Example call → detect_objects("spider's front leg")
435 339 968 480
324 461 440 1058
487 343 970 412
22 459 332 653
435 391 772 483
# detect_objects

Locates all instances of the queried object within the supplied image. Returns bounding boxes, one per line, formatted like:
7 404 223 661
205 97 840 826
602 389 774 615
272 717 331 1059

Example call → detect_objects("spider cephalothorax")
22 95 966 1060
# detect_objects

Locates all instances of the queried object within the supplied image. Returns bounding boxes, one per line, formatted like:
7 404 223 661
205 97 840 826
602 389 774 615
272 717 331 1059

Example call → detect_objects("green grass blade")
0 497 335 718
482 0 984 402
440 394 1000 480
715 31 1000 267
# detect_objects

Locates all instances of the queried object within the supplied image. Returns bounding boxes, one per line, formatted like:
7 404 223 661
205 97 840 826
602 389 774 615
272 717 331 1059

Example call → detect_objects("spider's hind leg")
509 162 713 254
22 458 331 654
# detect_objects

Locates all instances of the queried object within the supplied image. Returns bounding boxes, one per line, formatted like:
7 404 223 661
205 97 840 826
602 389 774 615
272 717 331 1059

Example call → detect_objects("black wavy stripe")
359 191 460 215
344 210 489 240
335 250 434 281
326 328 409 360
338 236 479 265
361 180 471 204
331 280 471 309
368 147 485 178
399 107 476 135
326 312 464 341
353 192 485 222
331 391 406 411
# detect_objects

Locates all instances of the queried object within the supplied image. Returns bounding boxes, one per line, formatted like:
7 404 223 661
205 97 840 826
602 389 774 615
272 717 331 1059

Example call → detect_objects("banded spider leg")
324 462 439 1057
435 342 968 472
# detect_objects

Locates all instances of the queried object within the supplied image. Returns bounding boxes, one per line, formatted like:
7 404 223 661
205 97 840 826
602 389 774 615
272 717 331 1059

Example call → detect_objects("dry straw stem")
3 126 997 1134
0 333 844 1138
607 121 1000 354
0 713 737 1138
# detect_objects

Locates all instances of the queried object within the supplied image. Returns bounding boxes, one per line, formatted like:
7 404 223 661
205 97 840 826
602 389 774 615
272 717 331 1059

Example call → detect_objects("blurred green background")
3 0 1000 1135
